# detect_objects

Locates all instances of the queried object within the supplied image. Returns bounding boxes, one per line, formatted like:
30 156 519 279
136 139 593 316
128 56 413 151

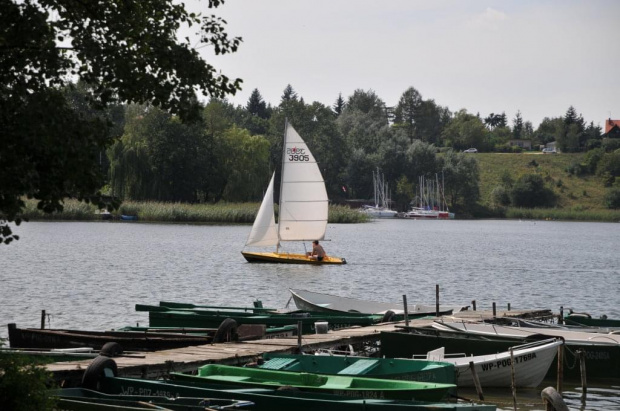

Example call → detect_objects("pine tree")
512 110 524 139
246 89 268 118
333 93 345 116
281 84 298 102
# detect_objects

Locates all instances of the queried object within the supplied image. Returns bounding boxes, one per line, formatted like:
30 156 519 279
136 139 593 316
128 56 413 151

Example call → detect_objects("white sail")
278 122 328 242
245 172 279 247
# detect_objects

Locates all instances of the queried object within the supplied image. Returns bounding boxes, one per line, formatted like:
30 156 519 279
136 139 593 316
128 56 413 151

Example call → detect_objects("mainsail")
278 122 328 242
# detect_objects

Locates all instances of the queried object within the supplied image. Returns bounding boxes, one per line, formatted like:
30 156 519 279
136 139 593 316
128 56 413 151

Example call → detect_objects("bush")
0 353 56 411
490 185 511 207
604 188 620 209
596 151 620 178
510 174 556 208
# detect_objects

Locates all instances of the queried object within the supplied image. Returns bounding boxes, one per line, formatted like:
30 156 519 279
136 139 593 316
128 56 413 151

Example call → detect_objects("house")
603 118 620 138
508 139 532 150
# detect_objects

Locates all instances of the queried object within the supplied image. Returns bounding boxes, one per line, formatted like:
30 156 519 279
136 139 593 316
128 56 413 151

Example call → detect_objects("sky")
189 0 619 129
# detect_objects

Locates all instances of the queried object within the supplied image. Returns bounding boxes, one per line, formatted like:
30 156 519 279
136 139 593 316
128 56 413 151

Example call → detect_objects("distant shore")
19 199 370 224
17 199 619 224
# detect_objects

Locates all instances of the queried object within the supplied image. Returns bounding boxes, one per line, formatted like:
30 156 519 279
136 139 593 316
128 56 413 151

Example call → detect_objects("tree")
0 0 242 244
281 84 298 102
441 110 488 151
440 150 480 211
246 89 268 119
510 174 556 208
333 93 345 116
393 87 423 141
512 110 524 139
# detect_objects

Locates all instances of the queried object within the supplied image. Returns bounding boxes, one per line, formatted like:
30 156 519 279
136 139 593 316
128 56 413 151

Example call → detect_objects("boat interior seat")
337 359 380 375
260 357 299 370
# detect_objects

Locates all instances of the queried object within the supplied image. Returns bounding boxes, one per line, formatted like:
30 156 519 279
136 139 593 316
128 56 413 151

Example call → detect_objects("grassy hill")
475 152 620 221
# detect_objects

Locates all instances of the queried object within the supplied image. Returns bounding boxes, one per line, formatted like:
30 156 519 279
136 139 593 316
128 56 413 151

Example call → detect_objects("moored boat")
172 364 455 401
564 312 620 329
49 387 252 410
142 308 382 334
98 375 495 410
259 353 456 384
290 288 468 317
381 321 620 381
7 323 213 351
423 338 563 388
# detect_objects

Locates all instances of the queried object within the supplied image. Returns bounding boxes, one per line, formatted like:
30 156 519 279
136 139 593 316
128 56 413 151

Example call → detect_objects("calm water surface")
1 219 618 410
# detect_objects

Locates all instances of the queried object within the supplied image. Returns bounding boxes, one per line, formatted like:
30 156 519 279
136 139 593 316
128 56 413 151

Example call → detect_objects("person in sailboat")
307 240 326 261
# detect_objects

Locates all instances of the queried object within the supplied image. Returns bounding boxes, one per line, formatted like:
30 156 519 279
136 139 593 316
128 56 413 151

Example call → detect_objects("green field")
476 152 620 221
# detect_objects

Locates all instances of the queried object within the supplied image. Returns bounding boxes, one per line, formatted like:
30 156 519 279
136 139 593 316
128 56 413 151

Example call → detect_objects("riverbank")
18 199 370 224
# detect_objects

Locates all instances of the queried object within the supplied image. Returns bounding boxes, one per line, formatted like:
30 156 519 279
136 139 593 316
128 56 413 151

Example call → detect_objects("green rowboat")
171 364 455 401
260 353 456 384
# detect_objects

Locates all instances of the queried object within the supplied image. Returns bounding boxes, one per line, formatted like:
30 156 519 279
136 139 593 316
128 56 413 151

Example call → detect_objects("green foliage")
0 353 56 411
441 110 488 151
596 151 620 179
490 185 511 207
604 188 620 209
510 174 556 208
1 0 241 244
440 150 480 210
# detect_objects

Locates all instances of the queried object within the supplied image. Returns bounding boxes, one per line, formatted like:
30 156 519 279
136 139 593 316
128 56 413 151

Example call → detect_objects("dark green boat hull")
98 376 496 410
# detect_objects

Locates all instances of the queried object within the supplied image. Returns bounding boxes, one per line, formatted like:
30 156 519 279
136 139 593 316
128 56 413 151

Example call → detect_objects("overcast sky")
191 0 619 129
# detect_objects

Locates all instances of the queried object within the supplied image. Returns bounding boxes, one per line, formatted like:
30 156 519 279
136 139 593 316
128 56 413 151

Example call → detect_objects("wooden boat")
423 338 563 388
381 322 620 380
98 375 496 410
7 321 294 351
171 364 455 401
0 347 99 363
564 312 620 329
241 120 346 265
7 323 213 351
144 309 381 334
49 387 252 410
259 353 456 384
290 288 467 317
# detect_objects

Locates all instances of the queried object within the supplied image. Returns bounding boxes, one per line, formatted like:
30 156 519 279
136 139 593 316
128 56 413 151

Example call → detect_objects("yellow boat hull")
241 251 346 265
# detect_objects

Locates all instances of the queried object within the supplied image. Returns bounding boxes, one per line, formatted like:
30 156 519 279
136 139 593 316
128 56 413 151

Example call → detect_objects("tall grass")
19 199 369 224
506 207 620 222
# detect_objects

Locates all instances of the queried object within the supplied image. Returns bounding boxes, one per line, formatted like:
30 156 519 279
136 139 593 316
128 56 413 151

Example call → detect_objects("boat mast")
276 119 288 253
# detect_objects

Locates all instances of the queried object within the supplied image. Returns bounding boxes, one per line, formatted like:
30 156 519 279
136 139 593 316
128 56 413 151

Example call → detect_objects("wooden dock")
47 308 553 386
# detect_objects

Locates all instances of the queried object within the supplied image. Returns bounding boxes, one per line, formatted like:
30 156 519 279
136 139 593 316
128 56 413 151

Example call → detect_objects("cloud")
467 7 508 30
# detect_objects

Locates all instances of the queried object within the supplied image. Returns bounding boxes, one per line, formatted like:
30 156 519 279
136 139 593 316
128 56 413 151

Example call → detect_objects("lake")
1 219 619 410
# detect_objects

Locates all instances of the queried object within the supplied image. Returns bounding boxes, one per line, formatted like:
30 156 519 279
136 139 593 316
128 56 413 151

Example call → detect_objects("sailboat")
241 121 347 265
360 168 397 218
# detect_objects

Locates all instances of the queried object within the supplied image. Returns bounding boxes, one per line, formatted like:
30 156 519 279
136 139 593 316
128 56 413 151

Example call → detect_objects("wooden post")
403 295 409 327
469 361 484 401
556 344 564 393
435 284 440 317
510 348 517 410
471 300 476 311
297 321 302 353
507 303 511 311
492 302 496 317
40 310 46 329
579 350 587 405
558 306 564 325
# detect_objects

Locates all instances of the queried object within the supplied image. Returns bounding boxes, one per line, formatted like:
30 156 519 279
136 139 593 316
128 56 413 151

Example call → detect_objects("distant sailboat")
360 168 397 218
405 174 455 219
241 120 346 264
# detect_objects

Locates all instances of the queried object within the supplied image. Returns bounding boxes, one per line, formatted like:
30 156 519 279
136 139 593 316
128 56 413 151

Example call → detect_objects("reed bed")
506 207 620 222
18 199 369 224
